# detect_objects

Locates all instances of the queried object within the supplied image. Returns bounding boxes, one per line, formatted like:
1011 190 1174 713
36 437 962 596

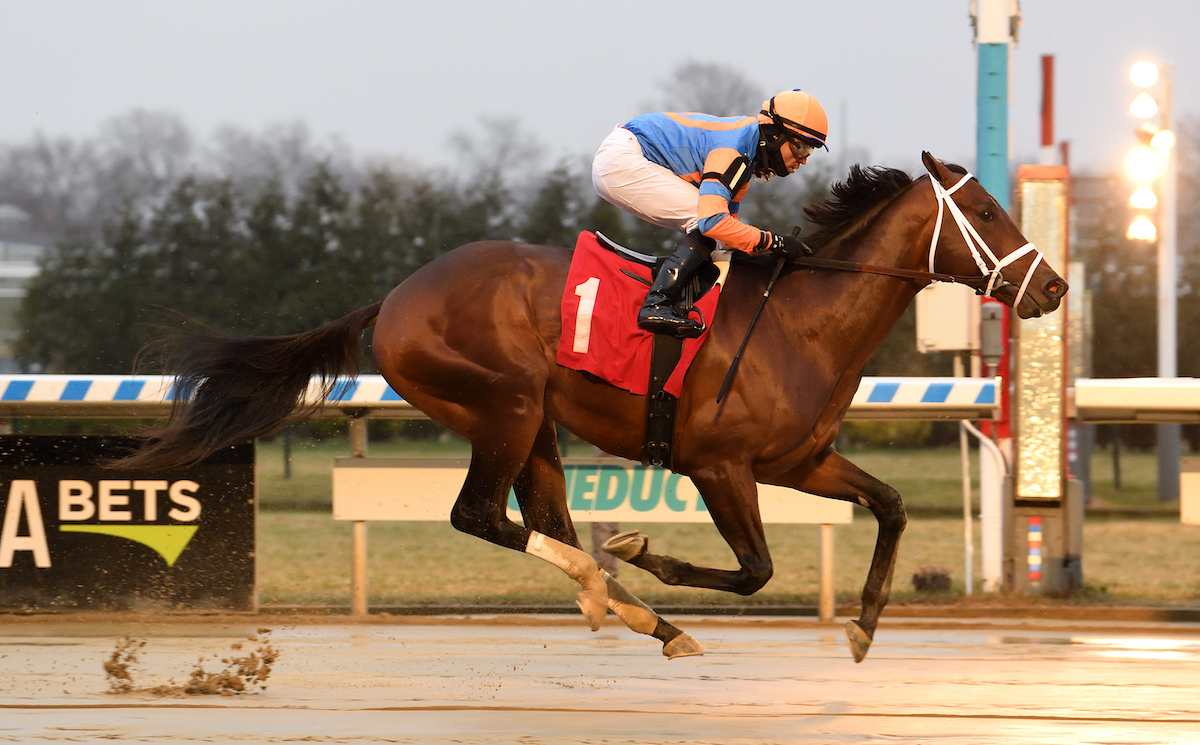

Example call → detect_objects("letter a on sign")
0 480 51 568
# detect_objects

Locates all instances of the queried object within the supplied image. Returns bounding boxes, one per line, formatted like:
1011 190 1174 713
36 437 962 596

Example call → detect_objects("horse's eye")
980 209 995 222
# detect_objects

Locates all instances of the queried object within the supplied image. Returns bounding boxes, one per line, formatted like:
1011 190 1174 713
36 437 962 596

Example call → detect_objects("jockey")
592 89 828 338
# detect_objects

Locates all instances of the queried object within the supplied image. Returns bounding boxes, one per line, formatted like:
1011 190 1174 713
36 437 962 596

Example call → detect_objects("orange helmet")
758 90 828 150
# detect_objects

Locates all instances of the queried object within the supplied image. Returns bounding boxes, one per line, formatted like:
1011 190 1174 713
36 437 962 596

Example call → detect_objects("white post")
819 524 835 622
960 423 975 596
967 420 1006 592
955 355 974 596
352 520 368 616
349 418 370 616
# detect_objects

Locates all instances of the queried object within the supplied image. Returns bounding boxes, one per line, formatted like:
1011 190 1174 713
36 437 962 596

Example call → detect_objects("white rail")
0 374 1000 420
1074 378 1200 423
6 374 1199 423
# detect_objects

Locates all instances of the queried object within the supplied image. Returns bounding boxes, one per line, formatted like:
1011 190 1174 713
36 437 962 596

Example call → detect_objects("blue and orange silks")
623 112 767 253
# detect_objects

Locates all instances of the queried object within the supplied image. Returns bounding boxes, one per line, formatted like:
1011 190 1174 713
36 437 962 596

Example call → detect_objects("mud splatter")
102 636 146 694
103 628 278 696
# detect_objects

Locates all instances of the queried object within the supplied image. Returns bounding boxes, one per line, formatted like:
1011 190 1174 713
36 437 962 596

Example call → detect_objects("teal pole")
975 30 1011 593
977 43 1009 209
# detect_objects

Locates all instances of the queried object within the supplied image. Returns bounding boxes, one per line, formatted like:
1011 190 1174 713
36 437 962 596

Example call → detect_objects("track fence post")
819 523 835 622
349 418 370 616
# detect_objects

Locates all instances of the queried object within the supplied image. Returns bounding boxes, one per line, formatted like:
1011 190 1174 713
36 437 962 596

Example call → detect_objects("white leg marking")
525 531 609 631
603 571 659 635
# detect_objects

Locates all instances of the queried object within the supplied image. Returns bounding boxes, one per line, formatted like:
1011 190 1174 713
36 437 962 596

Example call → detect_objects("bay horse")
123 153 1066 662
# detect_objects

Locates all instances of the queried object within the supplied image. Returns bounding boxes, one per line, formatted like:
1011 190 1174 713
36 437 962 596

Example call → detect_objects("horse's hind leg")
446 412 610 630
512 418 703 659
777 447 906 663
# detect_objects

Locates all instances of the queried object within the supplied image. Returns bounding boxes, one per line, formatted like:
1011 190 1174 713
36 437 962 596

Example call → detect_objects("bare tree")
207 122 357 199
651 61 766 116
97 109 195 204
0 134 102 234
450 117 544 235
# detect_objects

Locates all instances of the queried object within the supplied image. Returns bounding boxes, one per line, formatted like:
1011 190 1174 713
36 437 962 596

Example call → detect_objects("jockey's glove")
768 233 812 260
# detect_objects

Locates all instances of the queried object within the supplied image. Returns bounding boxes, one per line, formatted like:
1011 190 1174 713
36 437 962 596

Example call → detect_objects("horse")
122 152 1067 663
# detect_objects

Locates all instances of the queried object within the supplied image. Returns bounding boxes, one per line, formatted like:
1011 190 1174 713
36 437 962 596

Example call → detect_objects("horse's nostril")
1044 279 1067 298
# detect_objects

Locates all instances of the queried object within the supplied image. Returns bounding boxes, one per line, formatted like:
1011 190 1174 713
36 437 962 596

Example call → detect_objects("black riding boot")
638 234 715 338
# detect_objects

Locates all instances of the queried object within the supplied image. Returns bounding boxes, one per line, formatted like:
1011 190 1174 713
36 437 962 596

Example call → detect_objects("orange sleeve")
697 149 767 253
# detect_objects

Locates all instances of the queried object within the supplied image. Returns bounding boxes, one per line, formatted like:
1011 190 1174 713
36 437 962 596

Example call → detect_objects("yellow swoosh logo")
58 525 199 566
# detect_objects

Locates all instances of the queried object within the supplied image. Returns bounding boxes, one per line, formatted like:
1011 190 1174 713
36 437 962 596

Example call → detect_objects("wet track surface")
1 615 1198 743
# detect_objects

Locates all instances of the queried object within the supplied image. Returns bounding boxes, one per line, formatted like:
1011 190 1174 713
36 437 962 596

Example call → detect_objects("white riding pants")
591 126 701 236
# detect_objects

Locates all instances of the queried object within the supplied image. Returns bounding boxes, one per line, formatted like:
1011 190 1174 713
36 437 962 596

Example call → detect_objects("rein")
787 255 995 292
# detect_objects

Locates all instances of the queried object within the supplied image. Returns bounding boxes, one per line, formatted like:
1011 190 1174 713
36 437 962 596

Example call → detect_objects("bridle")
926 168 1044 309
787 167 1045 308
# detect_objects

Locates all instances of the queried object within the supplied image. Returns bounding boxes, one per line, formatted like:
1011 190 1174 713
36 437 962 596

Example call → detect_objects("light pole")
970 0 1020 592
1125 60 1179 501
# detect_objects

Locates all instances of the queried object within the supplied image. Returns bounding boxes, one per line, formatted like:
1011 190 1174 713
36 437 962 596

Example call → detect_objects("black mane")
803 165 916 250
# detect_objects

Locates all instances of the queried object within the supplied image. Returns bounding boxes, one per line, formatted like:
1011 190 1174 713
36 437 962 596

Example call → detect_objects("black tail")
117 301 383 470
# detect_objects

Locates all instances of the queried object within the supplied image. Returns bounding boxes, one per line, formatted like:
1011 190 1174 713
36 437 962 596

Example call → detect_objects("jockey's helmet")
756 90 828 178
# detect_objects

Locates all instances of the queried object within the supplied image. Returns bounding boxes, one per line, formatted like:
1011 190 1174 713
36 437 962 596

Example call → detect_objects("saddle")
594 232 722 305
593 232 720 469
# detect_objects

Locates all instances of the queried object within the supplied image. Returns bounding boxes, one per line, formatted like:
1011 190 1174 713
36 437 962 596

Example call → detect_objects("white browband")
926 169 1044 310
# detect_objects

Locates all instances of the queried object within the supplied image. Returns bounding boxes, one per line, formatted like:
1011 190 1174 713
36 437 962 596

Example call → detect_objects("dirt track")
2 613 1199 744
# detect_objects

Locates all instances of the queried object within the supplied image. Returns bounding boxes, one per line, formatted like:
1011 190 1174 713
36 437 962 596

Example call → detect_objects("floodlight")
1151 129 1176 151
1130 187 1158 210
1124 146 1161 182
1130 60 1159 87
1127 215 1157 241
1130 91 1158 119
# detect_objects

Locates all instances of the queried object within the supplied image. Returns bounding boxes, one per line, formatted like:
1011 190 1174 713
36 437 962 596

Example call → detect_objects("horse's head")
920 151 1067 318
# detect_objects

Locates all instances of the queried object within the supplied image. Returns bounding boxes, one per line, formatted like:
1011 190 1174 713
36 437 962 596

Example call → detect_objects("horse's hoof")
662 632 705 659
602 530 648 561
576 575 609 632
844 620 873 663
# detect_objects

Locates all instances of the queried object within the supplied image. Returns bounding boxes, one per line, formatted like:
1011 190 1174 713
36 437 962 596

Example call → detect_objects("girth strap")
642 334 683 469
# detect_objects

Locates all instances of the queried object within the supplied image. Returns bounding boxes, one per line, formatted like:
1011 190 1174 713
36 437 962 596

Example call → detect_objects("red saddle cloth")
556 231 724 397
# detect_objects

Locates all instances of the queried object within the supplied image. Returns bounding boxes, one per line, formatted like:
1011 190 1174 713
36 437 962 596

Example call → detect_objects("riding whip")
715 228 802 404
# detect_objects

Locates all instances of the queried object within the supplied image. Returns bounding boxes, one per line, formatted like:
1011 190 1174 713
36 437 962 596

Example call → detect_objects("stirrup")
638 305 705 338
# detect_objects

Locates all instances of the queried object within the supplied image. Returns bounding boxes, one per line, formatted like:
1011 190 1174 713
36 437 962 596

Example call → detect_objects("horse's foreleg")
513 419 702 657
605 464 773 596
776 447 906 663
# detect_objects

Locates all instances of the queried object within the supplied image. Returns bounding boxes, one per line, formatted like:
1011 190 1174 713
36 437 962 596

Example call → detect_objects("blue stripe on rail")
975 385 995 404
61 381 92 401
114 380 145 401
920 383 953 403
2 381 33 401
381 385 403 401
866 382 899 403
328 380 359 402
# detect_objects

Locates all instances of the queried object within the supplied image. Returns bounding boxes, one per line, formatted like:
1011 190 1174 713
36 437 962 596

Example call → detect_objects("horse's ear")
921 151 953 187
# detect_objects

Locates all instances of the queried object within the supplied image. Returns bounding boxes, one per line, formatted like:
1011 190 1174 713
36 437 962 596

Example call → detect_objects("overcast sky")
1 0 1195 177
